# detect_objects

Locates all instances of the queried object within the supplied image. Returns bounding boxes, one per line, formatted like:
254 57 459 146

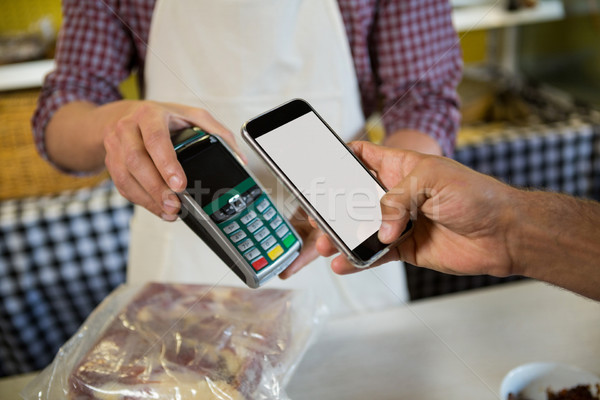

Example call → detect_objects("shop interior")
1 0 599 399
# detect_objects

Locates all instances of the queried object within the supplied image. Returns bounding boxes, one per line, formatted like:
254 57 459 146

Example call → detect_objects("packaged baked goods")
23 283 324 399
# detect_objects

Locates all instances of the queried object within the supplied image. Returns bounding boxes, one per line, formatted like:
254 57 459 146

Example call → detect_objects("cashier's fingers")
138 103 246 195
137 109 187 193
106 154 176 220
105 119 180 220
166 103 248 165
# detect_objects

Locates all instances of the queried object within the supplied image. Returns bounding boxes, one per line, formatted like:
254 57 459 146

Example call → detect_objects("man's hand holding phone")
242 99 413 269
315 141 517 278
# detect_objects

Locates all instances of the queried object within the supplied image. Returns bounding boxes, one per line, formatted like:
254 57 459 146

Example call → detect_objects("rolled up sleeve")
32 0 136 162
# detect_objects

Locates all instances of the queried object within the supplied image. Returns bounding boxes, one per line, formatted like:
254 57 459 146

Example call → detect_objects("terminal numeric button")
223 221 240 235
256 199 269 213
262 207 276 221
275 225 289 238
247 219 264 233
240 210 257 225
244 248 261 261
260 235 277 250
229 230 247 243
237 239 253 252
269 216 283 229
254 227 269 241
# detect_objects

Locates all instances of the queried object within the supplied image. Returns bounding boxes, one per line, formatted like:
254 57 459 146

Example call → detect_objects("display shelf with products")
453 1 600 204
451 0 565 32
0 59 54 91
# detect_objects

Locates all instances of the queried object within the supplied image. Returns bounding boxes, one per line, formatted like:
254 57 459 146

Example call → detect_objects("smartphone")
171 127 302 288
242 99 412 267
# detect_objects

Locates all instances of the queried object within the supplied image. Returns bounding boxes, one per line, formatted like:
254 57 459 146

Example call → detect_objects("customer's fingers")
329 248 400 275
377 158 439 243
378 185 414 244
347 141 386 173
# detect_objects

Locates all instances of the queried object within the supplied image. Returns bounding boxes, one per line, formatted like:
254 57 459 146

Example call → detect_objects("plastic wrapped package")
23 283 325 399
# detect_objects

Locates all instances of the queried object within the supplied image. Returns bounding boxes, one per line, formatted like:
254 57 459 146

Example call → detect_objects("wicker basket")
0 89 109 200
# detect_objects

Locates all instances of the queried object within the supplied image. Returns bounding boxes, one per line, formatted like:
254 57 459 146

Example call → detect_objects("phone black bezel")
244 98 401 263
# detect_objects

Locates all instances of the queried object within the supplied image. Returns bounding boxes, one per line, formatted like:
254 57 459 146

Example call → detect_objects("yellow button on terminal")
267 245 284 261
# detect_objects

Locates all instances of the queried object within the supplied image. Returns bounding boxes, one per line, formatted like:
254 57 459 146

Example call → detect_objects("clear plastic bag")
22 283 325 400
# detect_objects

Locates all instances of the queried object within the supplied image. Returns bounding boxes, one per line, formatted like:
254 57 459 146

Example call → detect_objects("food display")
24 283 322 400
509 384 600 400
548 385 600 400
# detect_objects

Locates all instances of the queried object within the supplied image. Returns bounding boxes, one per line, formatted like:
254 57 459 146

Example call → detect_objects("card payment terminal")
171 127 302 288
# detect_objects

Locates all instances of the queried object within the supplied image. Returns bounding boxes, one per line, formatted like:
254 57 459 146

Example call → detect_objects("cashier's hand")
315 141 517 278
103 100 245 220
279 208 324 279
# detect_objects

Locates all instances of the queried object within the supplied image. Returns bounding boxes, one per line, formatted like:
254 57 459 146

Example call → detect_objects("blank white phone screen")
256 112 385 250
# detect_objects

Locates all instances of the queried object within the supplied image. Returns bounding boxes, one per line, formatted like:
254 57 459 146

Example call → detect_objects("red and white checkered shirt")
33 0 462 158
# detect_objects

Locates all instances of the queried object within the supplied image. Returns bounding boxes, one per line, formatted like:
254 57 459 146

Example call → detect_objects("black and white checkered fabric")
455 119 600 199
406 117 600 301
0 181 132 376
592 123 600 201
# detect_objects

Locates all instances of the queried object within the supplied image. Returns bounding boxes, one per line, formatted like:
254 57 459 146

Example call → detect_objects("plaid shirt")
33 0 462 159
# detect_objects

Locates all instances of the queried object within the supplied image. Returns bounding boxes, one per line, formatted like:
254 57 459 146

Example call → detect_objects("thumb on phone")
378 184 413 244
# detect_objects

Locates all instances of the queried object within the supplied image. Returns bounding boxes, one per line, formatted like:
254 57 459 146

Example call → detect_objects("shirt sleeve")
32 0 136 162
374 0 462 156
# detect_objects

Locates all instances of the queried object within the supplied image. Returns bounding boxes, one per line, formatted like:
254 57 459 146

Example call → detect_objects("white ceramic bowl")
500 362 600 400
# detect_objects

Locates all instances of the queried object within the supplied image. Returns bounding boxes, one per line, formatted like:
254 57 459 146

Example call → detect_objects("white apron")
128 0 409 315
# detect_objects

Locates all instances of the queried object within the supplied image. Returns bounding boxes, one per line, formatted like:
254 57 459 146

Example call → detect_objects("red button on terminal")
251 257 268 271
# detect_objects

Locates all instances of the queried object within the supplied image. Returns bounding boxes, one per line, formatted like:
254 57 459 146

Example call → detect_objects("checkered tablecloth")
406 117 600 301
0 181 132 376
456 119 600 198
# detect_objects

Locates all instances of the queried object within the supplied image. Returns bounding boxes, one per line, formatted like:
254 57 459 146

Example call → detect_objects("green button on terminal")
283 233 296 248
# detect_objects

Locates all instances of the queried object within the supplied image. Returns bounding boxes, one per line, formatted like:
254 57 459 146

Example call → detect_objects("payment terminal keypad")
222 221 239 235
253 227 269 242
229 230 247 243
214 185 298 272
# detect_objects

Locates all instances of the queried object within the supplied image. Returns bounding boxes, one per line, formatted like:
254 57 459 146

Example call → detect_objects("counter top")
2 280 598 399
287 280 600 399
